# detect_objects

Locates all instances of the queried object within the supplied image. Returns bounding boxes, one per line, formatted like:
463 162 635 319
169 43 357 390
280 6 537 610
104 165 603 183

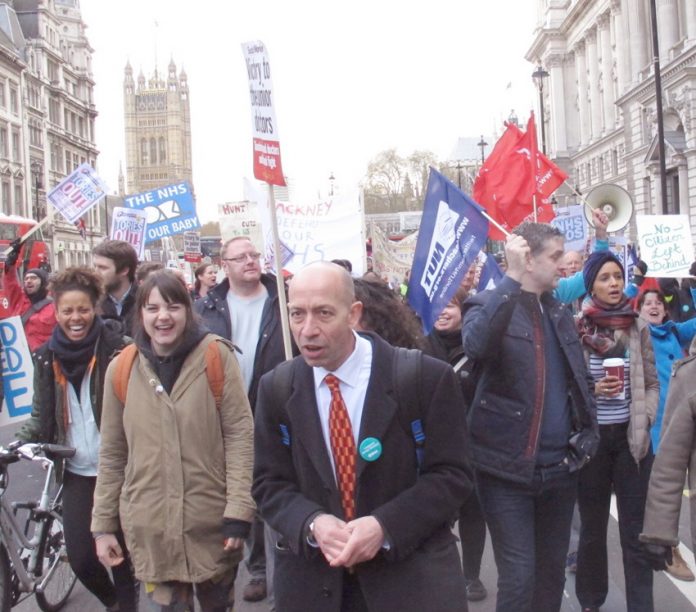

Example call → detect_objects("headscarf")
577 251 637 356
582 251 624 294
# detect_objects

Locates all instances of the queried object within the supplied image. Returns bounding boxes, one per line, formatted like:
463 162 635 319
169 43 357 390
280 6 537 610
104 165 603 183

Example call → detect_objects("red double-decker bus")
0 214 51 318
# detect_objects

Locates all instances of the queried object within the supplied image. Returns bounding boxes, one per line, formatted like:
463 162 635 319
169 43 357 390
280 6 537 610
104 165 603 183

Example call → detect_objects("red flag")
472 113 567 239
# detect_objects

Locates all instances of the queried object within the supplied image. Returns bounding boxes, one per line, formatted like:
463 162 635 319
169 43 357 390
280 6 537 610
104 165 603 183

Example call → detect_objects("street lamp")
507 110 519 127
532 64 549 154
477 135 488 164
454 161 464 189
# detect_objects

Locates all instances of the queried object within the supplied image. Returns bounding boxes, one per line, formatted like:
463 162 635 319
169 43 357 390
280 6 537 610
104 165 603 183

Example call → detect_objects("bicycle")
0 441 78 611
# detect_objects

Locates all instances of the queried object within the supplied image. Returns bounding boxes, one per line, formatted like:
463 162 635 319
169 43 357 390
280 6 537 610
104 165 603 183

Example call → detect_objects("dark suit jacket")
253 332 471 612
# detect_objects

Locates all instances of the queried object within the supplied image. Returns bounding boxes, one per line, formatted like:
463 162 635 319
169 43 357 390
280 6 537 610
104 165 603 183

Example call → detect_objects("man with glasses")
194 235 288 604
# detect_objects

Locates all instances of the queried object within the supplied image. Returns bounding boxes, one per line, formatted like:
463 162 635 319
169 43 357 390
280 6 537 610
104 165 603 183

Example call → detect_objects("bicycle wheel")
34 515 76 612
0 543 11 612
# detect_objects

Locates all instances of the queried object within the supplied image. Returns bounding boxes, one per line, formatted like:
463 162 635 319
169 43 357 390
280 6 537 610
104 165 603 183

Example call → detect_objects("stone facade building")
123 59 192 195
14 0 100 268
527 0 696 239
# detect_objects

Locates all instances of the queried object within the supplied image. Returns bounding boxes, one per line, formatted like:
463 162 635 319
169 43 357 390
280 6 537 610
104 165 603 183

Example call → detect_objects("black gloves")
3 238 21 268
642 543 672 571
633 260 648 286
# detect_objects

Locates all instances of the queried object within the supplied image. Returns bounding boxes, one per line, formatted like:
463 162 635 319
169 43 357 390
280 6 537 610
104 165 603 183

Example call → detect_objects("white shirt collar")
313 331 370 391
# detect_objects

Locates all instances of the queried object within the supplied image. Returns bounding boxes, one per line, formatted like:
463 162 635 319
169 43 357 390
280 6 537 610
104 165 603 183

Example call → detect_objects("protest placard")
550 204 587 252
47 163 108 224
123 182 199 244
0 317 33 426
183 231 201 263
371 225 418 287
241 41 285 186
110 207 147 259
218 201 265 252
636 214 694 278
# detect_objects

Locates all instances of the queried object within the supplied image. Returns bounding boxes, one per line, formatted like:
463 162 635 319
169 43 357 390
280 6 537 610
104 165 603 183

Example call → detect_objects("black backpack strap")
21 297 53 325
272 360 295 447
393 347 425 473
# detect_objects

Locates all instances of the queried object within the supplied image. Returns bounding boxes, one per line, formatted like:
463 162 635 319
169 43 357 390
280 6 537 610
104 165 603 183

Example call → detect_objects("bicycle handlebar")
0 443 76 467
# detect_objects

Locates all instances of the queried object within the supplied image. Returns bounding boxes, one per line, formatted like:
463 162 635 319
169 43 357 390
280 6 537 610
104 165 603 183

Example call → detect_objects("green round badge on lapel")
359 437 382 462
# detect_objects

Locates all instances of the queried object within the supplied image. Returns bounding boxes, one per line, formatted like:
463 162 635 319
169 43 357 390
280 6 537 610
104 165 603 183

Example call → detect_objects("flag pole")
479 208 511 238
1 216 50 257
562 180 595 222
266 182 293 360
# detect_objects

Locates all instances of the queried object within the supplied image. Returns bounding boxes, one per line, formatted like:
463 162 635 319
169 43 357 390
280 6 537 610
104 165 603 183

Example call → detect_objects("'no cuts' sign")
123 181 200 244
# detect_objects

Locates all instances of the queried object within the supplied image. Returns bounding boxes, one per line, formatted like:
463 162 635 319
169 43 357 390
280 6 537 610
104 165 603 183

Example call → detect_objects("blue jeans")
576 422 654 612
476 467 577 612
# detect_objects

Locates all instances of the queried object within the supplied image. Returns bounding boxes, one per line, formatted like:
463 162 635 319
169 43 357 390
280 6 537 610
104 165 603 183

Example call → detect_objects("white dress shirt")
312 332 373 478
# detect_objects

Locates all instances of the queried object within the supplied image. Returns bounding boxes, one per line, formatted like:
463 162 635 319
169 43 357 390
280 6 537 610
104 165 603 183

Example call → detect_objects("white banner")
243 180 365 275
47 163 108 224
636 214 694 278
110 207 147 259
0 316 33 427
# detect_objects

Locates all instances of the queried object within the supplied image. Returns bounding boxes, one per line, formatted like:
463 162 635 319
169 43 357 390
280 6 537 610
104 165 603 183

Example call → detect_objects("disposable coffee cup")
602 357 625 400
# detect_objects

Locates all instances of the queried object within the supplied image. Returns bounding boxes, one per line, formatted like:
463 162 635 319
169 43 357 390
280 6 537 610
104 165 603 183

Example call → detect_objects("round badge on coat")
359 437 382 461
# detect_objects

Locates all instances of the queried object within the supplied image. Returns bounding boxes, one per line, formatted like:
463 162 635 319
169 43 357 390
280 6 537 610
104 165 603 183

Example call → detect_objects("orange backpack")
112 341 225 410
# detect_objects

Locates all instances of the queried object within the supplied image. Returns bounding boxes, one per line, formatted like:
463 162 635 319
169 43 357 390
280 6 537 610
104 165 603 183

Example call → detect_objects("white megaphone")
582 184 634 232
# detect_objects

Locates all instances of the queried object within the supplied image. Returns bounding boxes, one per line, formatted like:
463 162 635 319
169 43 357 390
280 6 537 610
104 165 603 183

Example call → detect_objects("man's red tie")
325 374 356 521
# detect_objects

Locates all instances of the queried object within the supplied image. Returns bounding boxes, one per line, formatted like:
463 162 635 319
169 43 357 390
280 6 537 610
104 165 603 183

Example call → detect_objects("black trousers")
62 470 138 610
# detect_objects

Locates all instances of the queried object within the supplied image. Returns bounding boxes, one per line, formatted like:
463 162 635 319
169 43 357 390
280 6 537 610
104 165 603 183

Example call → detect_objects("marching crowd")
0 215 695 611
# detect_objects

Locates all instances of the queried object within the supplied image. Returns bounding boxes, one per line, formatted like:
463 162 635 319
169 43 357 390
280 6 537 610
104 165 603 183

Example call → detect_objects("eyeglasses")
223 252 262 264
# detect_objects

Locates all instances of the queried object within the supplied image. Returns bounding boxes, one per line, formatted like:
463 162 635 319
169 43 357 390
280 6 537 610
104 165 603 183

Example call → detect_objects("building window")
29 121 42 147
159 137 166 163
13 183 22 211
47 59 59 83
0 127 7 158
11 130 19 161
665 169 679 215
49 97 60 124
65 150 71 175
2 182 10 213
0 80 5 108
150 137 157 164
141 138 148 165
9 87 17 114
73 153 79 169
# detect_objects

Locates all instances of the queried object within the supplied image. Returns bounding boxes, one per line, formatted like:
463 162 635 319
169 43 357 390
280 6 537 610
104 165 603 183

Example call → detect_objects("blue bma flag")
408 168 489 333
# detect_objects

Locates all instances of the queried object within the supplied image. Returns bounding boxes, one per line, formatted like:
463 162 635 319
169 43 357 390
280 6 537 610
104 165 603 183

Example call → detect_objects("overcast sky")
80 1 541 222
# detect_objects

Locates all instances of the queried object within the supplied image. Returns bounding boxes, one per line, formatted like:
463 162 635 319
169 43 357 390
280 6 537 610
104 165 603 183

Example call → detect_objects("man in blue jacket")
462 222 598 612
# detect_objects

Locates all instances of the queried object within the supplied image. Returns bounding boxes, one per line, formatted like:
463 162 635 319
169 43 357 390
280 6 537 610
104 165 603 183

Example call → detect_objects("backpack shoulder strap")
272 359 295 446
21 296 53 325
112 344 138 404
205 340 225 411
393 347 425 472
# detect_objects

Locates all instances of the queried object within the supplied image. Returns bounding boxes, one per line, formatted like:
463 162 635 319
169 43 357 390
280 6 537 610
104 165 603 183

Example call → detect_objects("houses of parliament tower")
123 59 192 194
